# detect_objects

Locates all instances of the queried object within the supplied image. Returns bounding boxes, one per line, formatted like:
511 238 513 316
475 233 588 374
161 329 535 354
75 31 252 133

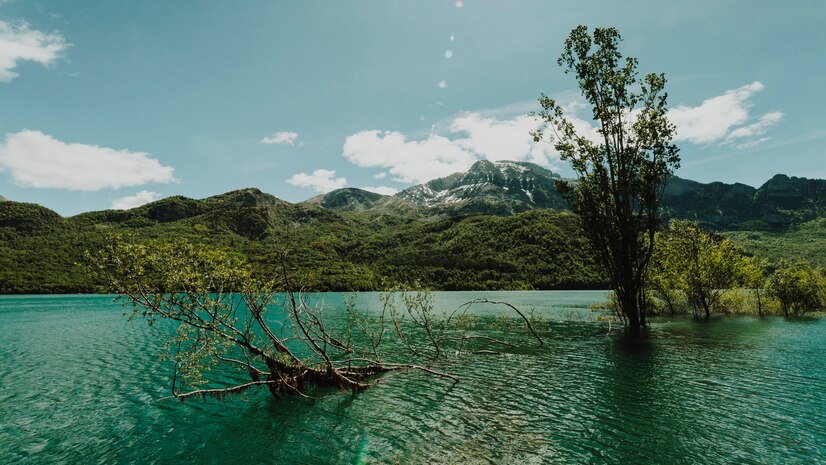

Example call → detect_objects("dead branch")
463 298 545 345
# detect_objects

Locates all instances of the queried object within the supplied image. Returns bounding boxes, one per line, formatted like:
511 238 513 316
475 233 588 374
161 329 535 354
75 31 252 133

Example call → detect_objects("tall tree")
533 26 680 329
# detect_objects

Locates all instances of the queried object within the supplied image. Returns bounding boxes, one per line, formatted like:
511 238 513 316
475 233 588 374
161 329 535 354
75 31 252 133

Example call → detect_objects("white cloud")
342 112 564 184
342 82 782 185
287 169 346 193
111 190 162 210
726 111 783 141
259 131 299 146
668 81 782 147
450 113 561 166
343 130 477 184
362 186 398 196
0 130 176 191
373 171 388 179
0 20 69 82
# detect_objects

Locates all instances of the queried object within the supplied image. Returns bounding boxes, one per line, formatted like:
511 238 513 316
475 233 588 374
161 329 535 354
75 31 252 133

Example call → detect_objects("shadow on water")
592 329 676 464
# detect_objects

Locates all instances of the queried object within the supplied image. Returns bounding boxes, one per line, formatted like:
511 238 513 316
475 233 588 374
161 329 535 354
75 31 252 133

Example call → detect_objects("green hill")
1 164 824 294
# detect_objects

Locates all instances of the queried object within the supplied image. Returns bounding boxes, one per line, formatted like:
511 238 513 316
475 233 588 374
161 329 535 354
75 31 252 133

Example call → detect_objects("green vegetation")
533 25 680 328
645 221 826 318
766 260 826 317
87 237 406 399
0 182 824 295
0 191 606 294
649 221 753 319
723 218 826 268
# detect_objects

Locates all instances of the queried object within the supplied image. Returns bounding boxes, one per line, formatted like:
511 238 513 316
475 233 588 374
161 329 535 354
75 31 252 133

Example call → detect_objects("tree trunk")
756 289 763 317
638 290 647 327
619 287 641 330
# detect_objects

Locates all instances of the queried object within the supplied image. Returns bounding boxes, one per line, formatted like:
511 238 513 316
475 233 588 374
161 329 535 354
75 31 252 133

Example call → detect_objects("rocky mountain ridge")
308 161 826 229
1 162 824 234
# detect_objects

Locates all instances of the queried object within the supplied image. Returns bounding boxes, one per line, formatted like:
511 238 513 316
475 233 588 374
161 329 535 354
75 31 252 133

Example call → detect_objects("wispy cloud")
681 129 826 168
287 169 346 193
726 112 783 141
259 131 299 146
0 130 176 191
111 190 162 210
668 82 782 148
0 20 70 82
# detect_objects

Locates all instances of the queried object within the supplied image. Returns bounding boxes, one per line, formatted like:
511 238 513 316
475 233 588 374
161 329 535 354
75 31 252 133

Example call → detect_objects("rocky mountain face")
396 160 568 215
306 161 824 229
661 174 826 229
754 174 826 224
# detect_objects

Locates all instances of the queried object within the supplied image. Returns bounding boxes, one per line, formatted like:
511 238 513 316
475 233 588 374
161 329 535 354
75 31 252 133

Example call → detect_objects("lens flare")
444 50 453 59
455 1 464 8
438 80 447 88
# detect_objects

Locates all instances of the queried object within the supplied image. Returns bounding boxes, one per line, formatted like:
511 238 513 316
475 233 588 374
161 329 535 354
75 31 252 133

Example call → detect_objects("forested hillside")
1 162 823 293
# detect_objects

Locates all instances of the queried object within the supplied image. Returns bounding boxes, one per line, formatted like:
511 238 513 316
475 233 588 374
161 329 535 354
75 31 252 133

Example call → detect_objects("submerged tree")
766 260 826 318
649 221 749 320
742 256 769 316
89 238 542 400
533 26 680 329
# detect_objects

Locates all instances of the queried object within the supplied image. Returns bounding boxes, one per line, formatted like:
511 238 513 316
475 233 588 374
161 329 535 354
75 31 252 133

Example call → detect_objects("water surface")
1 292 824 464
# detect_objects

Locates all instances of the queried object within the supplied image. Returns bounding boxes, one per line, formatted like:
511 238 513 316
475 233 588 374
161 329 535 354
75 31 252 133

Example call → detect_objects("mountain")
0 195 8 202
0 187 605 293
754 174 826 223
307 160 825 230
0 201 65 233
397 160 568 215
304 160 568 218
660 177 759 228
302 188 421 217
661 174 826 230
0 163 824 294
305 188 386 212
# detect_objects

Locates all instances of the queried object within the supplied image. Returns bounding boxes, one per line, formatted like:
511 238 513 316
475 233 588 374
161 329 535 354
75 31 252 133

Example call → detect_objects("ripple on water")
1 293 825 464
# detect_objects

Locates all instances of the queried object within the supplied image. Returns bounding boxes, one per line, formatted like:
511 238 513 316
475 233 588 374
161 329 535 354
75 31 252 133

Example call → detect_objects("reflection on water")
0 292 824 464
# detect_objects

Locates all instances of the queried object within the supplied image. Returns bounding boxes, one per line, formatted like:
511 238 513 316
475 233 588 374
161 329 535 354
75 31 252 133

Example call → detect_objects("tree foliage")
766 260 826 317
533 25 680 328
649 221 751 319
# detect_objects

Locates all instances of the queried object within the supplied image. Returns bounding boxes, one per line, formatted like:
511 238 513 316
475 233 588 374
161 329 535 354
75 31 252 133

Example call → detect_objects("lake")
1 292 824 464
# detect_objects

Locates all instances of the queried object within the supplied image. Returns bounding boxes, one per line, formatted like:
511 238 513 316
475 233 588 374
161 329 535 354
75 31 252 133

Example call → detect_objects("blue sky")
0 1 823 215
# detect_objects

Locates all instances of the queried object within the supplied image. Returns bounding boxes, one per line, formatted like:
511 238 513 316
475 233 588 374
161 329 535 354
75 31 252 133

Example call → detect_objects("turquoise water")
0 292 824 464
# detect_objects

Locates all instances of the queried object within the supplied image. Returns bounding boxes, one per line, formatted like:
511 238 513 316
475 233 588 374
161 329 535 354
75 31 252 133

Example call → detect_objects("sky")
0 0 824 216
